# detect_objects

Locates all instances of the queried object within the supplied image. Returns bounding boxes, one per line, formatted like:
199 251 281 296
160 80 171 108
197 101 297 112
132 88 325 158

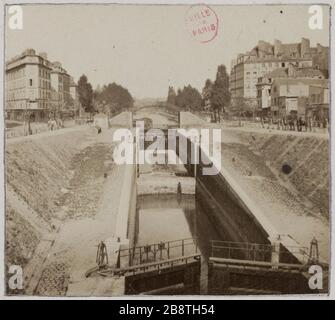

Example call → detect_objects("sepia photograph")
1 1 332 298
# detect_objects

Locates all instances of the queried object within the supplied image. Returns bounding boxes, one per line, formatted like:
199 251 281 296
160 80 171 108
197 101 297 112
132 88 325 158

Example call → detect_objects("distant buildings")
270 78 328 119
70 77 81 116
5 49 81 121
230 38 329 121
306 84 329 122
256 64 325 112
50 61 71 115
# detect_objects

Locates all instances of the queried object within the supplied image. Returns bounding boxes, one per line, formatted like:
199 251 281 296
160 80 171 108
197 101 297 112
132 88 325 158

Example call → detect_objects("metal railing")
278 244 310 265
211 240 310 265
117 238 197 268
100 254 200 277
211 240 273 262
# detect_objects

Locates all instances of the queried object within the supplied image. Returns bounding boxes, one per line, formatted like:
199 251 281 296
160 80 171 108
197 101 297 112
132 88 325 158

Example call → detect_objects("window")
29 79 33 86
281 63 285 67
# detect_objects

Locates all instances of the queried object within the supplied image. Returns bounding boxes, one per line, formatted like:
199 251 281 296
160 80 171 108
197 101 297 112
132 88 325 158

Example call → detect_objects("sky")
5 4 330 99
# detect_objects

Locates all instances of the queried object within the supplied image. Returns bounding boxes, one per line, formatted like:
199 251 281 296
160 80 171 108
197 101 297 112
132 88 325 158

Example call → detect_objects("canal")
132 108 231 293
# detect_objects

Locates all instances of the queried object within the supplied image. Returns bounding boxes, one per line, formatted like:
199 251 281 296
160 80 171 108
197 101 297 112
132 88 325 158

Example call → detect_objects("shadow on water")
136 194 224 255
135 191 229 294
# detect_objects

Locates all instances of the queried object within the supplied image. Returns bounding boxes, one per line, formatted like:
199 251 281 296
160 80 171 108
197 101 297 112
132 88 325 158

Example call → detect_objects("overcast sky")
5 4 330 99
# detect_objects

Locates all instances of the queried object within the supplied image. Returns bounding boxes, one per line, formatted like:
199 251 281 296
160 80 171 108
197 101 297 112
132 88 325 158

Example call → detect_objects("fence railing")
117 238 198 268
5 119 83 139
211 240 310 265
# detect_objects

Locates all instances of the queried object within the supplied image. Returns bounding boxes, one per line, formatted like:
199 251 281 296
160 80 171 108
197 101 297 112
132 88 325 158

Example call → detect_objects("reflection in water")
136 194 222 259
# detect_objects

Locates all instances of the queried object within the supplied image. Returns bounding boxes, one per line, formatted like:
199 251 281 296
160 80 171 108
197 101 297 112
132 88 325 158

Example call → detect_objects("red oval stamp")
185 4 219 43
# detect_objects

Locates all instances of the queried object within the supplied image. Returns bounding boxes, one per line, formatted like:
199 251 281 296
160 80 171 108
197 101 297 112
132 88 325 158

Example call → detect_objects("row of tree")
94 83 134 114
167 85 202 110
77 75 134 117
166 64 231 122
78 75 94 115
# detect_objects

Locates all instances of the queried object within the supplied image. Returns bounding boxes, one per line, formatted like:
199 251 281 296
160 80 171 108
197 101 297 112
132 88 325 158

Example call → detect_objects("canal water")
136 194 223 258
135 192 224 293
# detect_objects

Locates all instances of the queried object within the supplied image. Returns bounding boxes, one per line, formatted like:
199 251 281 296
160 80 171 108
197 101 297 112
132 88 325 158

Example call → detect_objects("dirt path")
28 130 125 296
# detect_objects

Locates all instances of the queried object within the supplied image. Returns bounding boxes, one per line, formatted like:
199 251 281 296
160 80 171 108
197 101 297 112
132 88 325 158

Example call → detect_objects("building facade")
306 84 329 122
5 49 73 121
230 38 329 110
256 64 325 114
50 61 71 118
5 49 52 121
270 78 328 119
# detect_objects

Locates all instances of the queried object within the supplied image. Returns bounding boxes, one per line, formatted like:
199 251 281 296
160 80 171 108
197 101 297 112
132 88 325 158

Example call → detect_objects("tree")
175 85 202 111
175 88 183 108
210 65 231 122
78 75 94 118
167 86 177 105
94 82 134 114
202 79 213 110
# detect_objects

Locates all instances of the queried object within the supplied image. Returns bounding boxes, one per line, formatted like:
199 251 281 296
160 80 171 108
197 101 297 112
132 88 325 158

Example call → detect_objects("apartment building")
270 78 328 119
230 38 329 109
5 49 73 121
5 49 52 121
256 64 325 113
50 61 72 117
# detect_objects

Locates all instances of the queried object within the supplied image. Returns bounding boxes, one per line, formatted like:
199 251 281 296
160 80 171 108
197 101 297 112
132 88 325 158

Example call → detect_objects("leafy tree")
77 75 94 117
210 65 231 122
202 79 213 110
167 86 177 105
94 82 134 114
175 88 183 108
175 85 202 111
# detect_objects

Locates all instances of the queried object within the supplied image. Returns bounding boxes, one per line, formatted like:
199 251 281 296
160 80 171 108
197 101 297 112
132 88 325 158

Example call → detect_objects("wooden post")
271 237 281 269
128 248 132 267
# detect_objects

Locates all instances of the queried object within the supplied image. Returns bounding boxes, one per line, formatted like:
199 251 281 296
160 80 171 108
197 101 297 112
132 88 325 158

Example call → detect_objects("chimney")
274 39 282 57
39 52 48 60
301 38 310 58
24 48 36 56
